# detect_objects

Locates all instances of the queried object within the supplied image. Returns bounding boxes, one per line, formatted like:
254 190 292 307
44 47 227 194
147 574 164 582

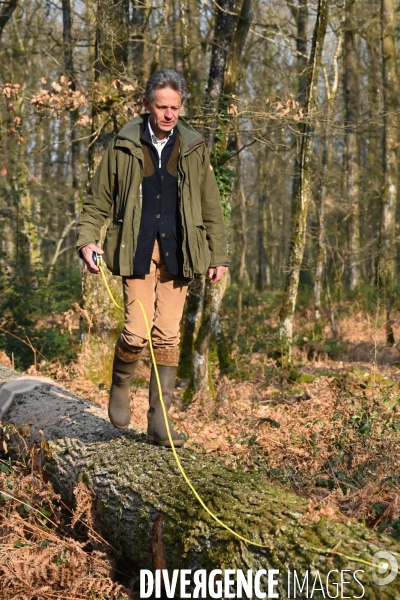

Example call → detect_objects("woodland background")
0 0 400 596
1 0 400 378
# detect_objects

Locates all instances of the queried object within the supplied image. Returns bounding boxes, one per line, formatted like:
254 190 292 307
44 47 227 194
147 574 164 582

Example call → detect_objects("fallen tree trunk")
0 365 399 599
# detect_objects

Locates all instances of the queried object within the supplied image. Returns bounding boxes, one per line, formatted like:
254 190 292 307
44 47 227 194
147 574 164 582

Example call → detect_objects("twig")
0 325 48 365
209 0 240 17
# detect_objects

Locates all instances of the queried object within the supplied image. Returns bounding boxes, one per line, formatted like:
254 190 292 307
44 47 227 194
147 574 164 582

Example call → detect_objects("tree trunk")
178 276 205 380
223 0 253 98
1 366 400 597
14 160 42 271
62 0 81 271
279 0 329 362
234 130 248 341
171 0 183 73
149 2 169 76
258 152 277 291
183 0 203 102
128 0 145 82
379 0 398 345
343 0 360 291
257 190 268 292
205 0 236 149
180 0 192 93
365 23 381 284
80 0 130 383
314 30 342 330
0 0 18 41
188 0 253 396
193 274 228 398
288 0 308 218
313 143 327 331
180 0 245 397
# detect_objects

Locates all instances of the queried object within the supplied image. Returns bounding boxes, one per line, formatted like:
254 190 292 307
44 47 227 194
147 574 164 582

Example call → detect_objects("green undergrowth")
220 285 282 378
219 283 400 381
336 280 400 315
219 284 349 380
0 262 81 370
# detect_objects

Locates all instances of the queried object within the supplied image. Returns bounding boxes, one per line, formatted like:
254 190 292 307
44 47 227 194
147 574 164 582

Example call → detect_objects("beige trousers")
118 238 190 366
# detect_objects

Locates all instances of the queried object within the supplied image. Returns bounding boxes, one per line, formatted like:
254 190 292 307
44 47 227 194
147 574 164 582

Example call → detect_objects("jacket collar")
115 115 204 155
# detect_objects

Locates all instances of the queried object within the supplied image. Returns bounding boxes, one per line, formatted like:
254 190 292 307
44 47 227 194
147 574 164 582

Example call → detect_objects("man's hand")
208 266 227 285
81 243 104 274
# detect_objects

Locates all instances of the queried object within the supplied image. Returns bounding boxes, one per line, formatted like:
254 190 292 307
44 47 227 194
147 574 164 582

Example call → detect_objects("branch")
209 0 240 17
46 219 76 283
0 0 18 42
226 139 257 160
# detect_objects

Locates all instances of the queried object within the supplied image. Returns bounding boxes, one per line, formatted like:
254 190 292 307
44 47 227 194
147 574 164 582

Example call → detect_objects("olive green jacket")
76 115 229 278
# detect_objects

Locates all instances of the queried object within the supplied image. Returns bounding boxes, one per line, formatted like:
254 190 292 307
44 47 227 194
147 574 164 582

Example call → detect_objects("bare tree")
190 0 254 397
62 0 81 273
80 0 134 379
343 0 360 290
0 0 18 42
288 0 308 217
314 29 342 333
378 0 399 345
279 0 329 361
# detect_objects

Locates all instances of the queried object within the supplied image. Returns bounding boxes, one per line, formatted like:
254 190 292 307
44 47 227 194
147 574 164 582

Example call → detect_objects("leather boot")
147 365 185 447
108 354 139 430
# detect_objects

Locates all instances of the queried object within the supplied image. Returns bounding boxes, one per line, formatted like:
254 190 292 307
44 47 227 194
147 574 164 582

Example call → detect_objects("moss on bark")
1 365 399 598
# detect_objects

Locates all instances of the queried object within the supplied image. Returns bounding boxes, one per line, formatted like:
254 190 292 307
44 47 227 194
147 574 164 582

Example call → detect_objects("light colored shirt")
148 120 174 168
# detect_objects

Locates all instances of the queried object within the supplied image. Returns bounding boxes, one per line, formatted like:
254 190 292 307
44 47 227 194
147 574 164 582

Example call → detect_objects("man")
77 70 229 448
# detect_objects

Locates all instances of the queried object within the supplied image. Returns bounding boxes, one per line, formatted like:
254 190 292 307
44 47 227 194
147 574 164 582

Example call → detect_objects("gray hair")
145 70 189 103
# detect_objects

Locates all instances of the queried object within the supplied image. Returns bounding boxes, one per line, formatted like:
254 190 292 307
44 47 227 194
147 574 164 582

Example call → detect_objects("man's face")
143 87 183 140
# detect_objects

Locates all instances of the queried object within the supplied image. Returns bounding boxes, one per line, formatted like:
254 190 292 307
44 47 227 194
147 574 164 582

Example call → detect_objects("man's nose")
165 108 173 119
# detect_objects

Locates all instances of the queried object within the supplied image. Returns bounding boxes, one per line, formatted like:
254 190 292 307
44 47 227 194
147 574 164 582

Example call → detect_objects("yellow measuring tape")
98 259 265 547
97 257 385 567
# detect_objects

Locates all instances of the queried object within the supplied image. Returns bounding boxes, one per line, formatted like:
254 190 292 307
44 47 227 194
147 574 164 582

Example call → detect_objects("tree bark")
180 0 243 397
233 129 248 341
314 30 342 329
0 0 18 42
183 0 203 102
14 159 42 271
192 273 228 398
343 0 361 291
279 0 329 361
178 276 205 380
1 366 400 598
187 0 253 397
62 0 81 270
128 0 145 82
256 189 268 291
379 0 398 345
149 1 169 76
313 138 327 330
288 0 308 218
180 0 192 93
205 0 236 149
365 22 381 284
80 0 130 382
224 0 253 98
171 0 183 73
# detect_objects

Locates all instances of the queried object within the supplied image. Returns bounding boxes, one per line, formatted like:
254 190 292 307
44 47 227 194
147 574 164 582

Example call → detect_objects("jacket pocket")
103 222 122 274
193 224 211 275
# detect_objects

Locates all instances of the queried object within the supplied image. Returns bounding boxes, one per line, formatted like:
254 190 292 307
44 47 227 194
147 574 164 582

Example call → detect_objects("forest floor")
0 289 400 598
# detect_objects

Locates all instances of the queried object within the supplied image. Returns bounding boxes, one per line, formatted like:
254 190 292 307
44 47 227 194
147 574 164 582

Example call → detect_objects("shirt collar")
147 118 174 144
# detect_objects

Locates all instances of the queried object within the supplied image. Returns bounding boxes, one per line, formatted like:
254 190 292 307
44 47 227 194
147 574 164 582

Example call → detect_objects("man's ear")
143 96 149 111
